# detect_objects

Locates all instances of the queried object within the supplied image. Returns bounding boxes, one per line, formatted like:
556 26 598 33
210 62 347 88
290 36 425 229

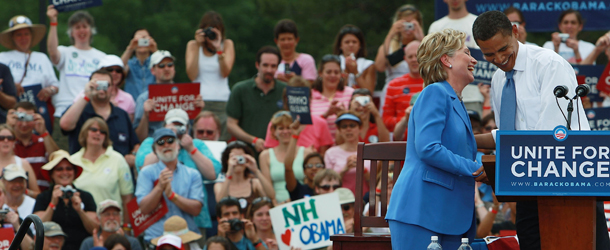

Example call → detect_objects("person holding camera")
33 149 98 250
343 88 389 144
135 128 204 244
332 25 376 93
213 197 267 250
0 124 40 198
0 183 34 250
1 164 37 233
186 11 235 142
121 28 157 100
543 9 595 65
273 19 317 83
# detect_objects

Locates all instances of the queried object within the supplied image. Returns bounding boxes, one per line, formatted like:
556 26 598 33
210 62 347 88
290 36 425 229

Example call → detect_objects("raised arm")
46 5 60 65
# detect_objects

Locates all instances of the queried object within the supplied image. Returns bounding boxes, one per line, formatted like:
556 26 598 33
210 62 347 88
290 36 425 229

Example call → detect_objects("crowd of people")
1 1 610 250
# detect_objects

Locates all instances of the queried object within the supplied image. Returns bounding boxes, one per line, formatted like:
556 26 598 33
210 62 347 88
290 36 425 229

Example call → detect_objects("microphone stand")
566 98 574 131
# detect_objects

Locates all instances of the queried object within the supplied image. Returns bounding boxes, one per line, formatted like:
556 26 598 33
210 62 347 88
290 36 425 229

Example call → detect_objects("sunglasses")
156 62 174 69
252 197 272 205
398 6 418 13
339 26 361 35
54 166 74 172
318 184 341 191
196 129 215 136
227 140 248 147
305 163 324 169
342 204 353 211
339 123 358 129
273 111 291 118
156 137 176 146
0 136 15 141
219 196 239 203
88 127 107 135
104 67 123 73
9 16 32 28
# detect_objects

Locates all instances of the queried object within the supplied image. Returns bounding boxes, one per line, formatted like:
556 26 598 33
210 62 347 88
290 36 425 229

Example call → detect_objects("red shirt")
382 74 423 131
359 122 379 143
14 134 49 190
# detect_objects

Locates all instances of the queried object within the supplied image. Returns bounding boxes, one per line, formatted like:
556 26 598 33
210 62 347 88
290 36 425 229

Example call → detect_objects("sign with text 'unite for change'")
270 193 345 250
496 126 610 197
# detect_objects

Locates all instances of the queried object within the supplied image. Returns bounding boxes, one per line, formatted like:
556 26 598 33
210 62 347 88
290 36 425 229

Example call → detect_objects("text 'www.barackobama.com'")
511 182 610 187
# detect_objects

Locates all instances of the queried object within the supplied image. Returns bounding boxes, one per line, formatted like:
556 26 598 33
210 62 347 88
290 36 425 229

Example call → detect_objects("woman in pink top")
311 55 354 140
324 112 370 196
273 19 317 82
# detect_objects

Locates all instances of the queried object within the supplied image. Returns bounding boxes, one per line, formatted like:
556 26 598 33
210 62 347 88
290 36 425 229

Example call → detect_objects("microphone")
553 85 569 98
575 84 590 97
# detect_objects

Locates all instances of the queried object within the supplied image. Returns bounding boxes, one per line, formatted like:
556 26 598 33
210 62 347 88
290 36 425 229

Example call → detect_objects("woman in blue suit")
386 29 484 250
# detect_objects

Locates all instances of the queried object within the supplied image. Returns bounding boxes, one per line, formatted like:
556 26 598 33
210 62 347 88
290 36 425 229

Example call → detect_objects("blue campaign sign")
19 84 53 134
434 0 610 32
50 0 103 13
585 107 610 130
470 48 498 84
496 126 610 197
573 65 606 102
286 87 313 125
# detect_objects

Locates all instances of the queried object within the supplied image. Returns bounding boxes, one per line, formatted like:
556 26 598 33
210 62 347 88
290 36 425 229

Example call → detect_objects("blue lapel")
440 81 473 136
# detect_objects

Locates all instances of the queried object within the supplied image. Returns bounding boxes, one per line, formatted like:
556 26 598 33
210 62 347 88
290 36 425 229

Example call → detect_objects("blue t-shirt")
124 56 155 100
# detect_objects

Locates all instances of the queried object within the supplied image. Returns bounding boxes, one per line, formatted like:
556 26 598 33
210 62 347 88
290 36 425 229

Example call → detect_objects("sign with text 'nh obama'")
270 193 345 250
51 0 103 13
434 0 610 32
148 83 201 122
495 126 610 197
470 48 498 85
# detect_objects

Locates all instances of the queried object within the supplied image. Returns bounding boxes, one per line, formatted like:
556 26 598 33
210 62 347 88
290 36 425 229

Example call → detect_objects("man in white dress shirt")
471 10 609 250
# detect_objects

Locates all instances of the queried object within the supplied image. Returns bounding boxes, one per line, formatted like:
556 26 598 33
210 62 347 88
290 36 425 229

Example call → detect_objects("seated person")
209 197 267 250
0 123 41 198
151 216 202 250
42 221 68 250
205 237 232 250
155 235 184 250
79 199 142 250
2 164 36 233
335 188 355 234
0 182 34 250
289 167 342 201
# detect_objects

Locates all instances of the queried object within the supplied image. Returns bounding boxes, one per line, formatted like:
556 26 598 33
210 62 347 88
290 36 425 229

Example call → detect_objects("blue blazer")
386 81 480 235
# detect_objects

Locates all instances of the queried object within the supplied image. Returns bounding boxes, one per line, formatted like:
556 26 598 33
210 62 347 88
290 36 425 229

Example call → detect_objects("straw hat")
0 15 46 50
151 216 202 245
40 150 83 181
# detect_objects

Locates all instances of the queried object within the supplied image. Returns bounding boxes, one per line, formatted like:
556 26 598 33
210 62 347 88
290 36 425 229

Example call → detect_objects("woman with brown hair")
0 124 40 198
332 24 376 93
246 197 278 250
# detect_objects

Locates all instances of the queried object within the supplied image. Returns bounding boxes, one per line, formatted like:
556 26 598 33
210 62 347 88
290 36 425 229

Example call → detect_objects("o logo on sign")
553 125 568 142
587 110 596 119
171 87 179 94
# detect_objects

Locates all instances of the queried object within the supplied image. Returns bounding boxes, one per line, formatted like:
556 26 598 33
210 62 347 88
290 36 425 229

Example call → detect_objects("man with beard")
135 128 204 244
59 69 139 158
226 46 286 152
42 221 67 250
79 199 142 250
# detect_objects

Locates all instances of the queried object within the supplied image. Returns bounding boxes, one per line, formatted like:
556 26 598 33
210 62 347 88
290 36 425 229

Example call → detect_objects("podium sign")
496 125 610 197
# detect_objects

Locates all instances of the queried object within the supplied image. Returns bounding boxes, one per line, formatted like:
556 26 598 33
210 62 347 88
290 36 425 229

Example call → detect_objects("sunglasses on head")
9 16 32 28
104 67 123 73
252 197 272 205
321 54 341 64
342 204 353 211
398 6 418 13
227 140 248 147
305 163 324 169
156 62 174 69
0 136 15 141
340 123 358 129
156 137 175 146
340 26 361 35
219 196 239 203
318 184 341 191
88 127 107 135
196 129 215 136
273 111 291 119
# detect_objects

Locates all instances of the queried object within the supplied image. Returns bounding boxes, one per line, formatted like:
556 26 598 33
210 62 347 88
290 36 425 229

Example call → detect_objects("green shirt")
226 78 287 139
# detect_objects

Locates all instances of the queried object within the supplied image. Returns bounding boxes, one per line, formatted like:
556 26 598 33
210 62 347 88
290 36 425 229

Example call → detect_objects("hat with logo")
2 164 28 181
150 50 175 69
155 234 184 250
165 109 189 126
43 221 67 237
97 199 122 216
0 15 46 50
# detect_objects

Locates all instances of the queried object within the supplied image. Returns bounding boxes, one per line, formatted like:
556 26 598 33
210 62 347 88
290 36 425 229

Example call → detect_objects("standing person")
428 0 483 115
0 124 40 197
2 164 37 233
503 7 535 46
186 11 235 141
121 28 157 100
472 11 610 250
273 19 317 83
543 9 595 65
46 5 106 149
333 25 376 93
0 15 59 133
386 29 482 250
347 89 390 143
0 63 17 123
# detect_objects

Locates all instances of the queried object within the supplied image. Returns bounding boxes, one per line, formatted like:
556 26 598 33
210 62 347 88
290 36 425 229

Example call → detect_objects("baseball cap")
43 221 67 237
335 113 361 125
156 235 184 250
97 199 121 216
98 54 124 69
153 128 177 143
2 164 28 181
467 110 481 123
165 109 189 126
335 187 355 205
150 50 175 69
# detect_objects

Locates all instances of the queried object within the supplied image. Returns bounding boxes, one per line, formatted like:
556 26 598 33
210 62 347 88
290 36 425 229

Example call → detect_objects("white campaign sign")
270 192 345 250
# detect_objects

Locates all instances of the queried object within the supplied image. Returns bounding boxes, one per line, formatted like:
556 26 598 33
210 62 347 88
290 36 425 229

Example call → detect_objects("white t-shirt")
339 54 374 88
2 195 36 233
0 50 58 88
52 45 106 117
428 13 479 49
193 46 230 102
542 40 595 64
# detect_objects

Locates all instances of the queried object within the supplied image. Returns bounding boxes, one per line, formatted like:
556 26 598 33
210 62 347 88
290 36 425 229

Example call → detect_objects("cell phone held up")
284 63 292 74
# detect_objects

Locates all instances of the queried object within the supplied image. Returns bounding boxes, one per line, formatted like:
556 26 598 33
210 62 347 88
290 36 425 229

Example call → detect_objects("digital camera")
355 96 370 106
15 112 33 122
236 155 246 165
203 27 217 41
96 80 109 91
403 22 414 31
138 38 150 47
60 185 76 199
228 218 244 232
559 33 569 43
176 125 187 136
0 209 8 222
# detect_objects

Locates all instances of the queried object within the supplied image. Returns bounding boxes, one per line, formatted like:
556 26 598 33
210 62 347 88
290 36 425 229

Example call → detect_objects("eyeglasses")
88 127 107 135
339 123 358 129
252 197 272 205
342 204 353 211
9 16 32 28
104 67 123 73
273 111 291 118
156 137 175 146
196 129 215 136
305 163 324 169
156 62 174 69
321 54 341 64
0 136 15 141
318 184 341 191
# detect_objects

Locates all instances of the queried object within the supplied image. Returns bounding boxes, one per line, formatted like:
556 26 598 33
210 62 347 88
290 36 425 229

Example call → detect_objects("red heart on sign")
281 229 291 246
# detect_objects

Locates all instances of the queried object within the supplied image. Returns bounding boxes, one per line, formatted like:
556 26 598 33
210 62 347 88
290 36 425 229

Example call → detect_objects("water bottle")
457 238 473 250
427 236 442 250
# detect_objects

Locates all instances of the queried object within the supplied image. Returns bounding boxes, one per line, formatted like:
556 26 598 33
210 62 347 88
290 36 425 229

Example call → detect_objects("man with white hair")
79 199 142 250
135 128 204 243
42 221 67 250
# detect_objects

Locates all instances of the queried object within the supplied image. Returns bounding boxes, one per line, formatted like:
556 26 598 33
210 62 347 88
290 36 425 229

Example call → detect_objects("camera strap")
17 52 31 85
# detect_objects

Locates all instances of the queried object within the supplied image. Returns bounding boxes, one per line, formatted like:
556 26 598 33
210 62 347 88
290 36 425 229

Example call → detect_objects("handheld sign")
148 83 201 122
585 107 610 131
469 48 498 85
270 193 345 250
50 0 103 13
495 126 610 197
0 228 13 250
19 84 53 134
573 65 605 102
286 86 313 125
597 63 610 95
126 197 168 237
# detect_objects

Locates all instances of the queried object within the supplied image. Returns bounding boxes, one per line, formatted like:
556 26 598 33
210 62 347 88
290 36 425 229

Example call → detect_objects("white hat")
155 235 183 250
165 109 189 125
2 164 28 181
98 55 124 69
150 50 175 69
335 187 355 204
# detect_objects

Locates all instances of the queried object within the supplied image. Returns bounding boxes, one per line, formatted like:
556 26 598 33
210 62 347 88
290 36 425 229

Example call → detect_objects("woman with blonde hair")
386 29 483 249
0 124 40 198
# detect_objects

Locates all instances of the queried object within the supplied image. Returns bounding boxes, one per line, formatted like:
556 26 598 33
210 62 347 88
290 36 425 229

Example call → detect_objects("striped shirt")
382 74 423 131
311 86 354 139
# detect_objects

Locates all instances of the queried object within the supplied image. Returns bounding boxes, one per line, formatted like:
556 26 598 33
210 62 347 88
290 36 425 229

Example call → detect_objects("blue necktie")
500 70 516 130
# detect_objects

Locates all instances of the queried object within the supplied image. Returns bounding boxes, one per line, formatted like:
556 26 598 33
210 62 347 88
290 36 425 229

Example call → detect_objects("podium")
482 126 609 250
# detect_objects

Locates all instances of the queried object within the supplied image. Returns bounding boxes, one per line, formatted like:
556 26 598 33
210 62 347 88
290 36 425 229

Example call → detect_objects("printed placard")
18 84 53 134
597 63 610 95
148 83 201 122
126 197 168 237
269 193 345 250
496 126 610 197
50 0 103 12
585 107 610 131
286 86 312 125
573 65 605 102
0 228 13 250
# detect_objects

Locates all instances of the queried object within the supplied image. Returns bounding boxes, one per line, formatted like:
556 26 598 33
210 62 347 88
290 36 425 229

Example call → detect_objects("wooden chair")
331 142 406 250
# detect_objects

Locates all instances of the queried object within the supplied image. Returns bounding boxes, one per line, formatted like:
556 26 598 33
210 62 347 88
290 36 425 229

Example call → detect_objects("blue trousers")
388 219 475 250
